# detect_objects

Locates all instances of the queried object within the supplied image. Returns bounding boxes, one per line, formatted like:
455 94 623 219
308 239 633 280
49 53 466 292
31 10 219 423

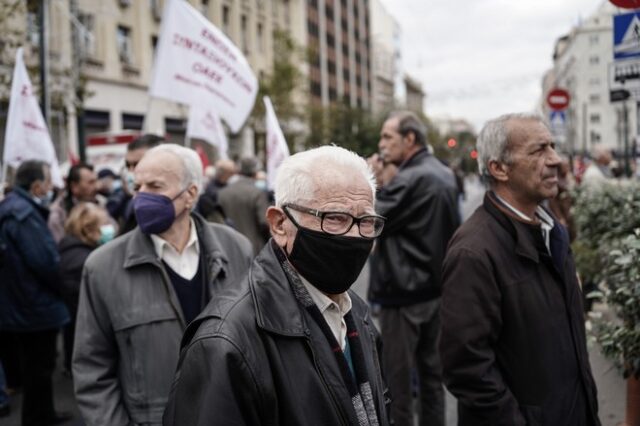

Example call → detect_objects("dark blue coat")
0 187 69 331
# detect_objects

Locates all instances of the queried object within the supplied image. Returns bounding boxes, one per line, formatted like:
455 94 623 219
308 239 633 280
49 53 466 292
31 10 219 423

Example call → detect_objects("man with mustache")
440 113 601 426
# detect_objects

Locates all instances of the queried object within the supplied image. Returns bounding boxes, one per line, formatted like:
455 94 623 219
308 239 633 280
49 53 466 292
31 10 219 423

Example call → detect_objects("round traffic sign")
546 88 570 111
609 0 640 9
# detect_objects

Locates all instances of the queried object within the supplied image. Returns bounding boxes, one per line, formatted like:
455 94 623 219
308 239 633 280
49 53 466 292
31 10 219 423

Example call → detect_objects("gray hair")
387 110 427 145
476 112 547 180
144 144 204 193
274 145 376 208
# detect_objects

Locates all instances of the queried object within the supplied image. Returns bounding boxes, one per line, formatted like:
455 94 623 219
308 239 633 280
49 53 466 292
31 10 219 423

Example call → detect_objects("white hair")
274 145 376 207
477 112 548 180
144 144 203 193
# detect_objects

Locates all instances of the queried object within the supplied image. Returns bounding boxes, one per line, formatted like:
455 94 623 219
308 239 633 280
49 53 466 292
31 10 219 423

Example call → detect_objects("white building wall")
548 2 637 154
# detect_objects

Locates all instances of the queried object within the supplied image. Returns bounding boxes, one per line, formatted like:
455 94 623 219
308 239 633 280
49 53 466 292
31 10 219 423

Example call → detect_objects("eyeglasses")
283 203 386 238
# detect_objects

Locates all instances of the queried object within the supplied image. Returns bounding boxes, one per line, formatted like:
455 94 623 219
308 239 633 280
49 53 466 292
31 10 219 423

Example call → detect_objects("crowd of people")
0 109 629 426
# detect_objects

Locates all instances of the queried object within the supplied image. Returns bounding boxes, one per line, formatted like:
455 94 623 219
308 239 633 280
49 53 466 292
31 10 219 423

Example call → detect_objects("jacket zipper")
305 336 349 426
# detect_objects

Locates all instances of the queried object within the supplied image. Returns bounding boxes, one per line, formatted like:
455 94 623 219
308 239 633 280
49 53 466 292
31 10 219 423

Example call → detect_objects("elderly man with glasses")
163 146 390 426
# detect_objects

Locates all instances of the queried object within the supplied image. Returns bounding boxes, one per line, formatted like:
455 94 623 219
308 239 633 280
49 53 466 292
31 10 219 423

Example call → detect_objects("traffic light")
447 138 457 148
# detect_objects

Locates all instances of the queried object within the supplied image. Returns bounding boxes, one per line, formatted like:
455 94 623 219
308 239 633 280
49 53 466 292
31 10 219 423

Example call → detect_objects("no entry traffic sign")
609 0 640 9
546 88 570 111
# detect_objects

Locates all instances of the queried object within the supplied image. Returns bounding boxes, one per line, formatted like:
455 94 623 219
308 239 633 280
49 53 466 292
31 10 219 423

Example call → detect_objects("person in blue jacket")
0 160 70 426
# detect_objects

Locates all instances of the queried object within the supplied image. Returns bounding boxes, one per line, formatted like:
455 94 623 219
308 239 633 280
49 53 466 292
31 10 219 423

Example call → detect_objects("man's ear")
186 184 199 209
30 179 42 196
403 131 416 148
266 206 287 246
488 160 509 183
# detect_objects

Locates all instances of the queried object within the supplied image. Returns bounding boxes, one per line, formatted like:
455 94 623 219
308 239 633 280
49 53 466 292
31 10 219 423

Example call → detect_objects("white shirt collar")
300 275 352 349
495 194 555 252
150 218 199 257
150 218 200 280
301 276 352 316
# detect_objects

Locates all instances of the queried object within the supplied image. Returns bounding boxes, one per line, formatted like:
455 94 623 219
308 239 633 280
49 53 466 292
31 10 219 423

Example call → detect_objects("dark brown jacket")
440 192 599 426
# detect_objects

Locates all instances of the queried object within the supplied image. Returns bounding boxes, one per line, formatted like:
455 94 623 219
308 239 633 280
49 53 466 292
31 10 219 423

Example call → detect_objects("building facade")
0 0 377 165
305 0 372 109
542 1 637 154
369 0 400 117
404 73 425 115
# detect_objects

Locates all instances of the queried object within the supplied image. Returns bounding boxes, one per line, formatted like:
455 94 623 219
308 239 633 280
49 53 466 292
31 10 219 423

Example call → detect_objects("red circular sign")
609 0 640 9
546 88 570 111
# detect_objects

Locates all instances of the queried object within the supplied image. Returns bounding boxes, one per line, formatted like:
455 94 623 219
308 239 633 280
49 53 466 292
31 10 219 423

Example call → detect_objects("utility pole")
38 0 50 126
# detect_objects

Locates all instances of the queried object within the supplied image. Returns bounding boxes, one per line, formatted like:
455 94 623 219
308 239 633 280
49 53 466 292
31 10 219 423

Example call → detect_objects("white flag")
149 0 258 133
264 96 289 191
3 48 63 187
187 106 229 159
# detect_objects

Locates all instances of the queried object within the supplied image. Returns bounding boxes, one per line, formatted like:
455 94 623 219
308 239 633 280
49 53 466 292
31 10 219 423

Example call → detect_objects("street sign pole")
623 101 631 176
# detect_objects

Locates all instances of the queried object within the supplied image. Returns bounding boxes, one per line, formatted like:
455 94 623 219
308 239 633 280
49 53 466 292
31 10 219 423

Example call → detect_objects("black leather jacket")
369 148 460 306
163 241 391 426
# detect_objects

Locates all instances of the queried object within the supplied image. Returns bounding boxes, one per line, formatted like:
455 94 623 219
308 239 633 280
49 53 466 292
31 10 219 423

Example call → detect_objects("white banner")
3 47 63 187
149 0 258 133
264 96 289 191
187 106 228 159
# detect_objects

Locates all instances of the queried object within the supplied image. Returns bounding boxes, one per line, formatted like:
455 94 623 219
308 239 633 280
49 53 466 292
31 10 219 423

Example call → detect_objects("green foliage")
573 182 640 378
305 101 382 157
254 29 303 123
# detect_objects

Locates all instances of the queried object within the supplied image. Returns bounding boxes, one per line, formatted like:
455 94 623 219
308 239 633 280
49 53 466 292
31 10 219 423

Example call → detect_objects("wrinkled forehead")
306 166 373 204
136 151 183 180
506 118 552 149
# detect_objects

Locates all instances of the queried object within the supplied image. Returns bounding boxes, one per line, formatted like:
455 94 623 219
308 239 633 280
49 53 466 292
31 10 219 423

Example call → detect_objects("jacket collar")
484 191 542 263
250 240 308 336
123 213 229 274
10 187 50 218
398 146 430 170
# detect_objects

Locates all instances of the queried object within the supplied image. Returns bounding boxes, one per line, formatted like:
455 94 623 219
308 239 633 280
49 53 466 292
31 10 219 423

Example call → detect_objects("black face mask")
287 226 374 295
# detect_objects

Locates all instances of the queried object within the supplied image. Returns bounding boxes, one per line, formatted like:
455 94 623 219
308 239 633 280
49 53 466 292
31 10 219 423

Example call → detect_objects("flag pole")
1 163 9 197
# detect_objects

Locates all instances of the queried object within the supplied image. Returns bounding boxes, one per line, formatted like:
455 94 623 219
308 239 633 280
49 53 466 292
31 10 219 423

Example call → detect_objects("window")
122 113 144 130
310 81 322 97
150 0 162 21
117 25 133 64
308 19 319 37
589 93 601 103
27 11 39 46
241 14 249 54
222 5 230 34
165 117 186 144
589 55 600 65
326 32 335 48
257 23 264 53
588 77 601 86
84 109 111 135
78 12 96 58
201 0 209 16
151 35 158 55
589 113 601 124
328 59 336 75
589 34 599 45
590 131 601 144
325 4 334 20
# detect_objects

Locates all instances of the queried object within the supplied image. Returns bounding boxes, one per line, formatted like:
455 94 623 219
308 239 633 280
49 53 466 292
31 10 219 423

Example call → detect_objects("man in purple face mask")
73 144 253 426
